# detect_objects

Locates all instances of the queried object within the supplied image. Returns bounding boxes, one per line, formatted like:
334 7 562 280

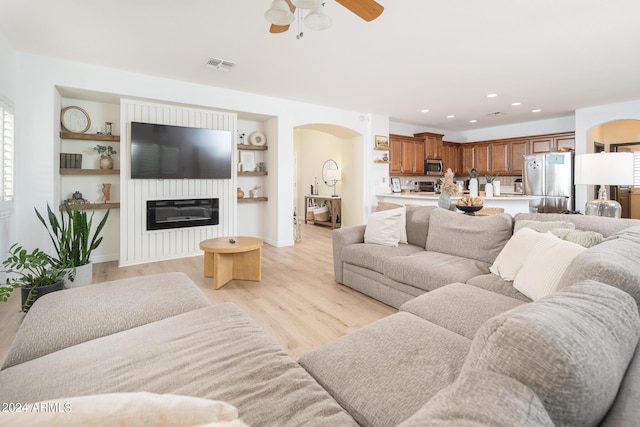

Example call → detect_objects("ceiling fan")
265 0 384 34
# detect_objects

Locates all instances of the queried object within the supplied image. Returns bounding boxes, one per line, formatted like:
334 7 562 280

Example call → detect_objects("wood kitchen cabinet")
442 142 461 175
415 131 444 160
509 139 529 174
474 143 492 174
491 139 529 175
461 144 474 174
389 134 424 176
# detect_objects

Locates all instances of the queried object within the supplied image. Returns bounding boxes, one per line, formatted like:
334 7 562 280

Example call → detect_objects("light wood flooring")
0 224 396 362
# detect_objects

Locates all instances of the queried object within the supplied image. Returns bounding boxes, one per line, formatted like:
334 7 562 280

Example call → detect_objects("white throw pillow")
1 392 248 427
364 207 404 247
513 232 587 300
489 228 546 281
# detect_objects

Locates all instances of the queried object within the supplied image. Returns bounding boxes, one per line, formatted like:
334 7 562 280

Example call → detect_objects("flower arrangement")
93 145 117 158
439 168 460 196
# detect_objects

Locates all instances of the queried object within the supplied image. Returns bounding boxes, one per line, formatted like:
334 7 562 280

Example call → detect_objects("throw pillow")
364 207 404 247
513 232 586 300
1 392 248 427
489 228 546 281
376 205 408 244
549 228 604 248
513 219 575 234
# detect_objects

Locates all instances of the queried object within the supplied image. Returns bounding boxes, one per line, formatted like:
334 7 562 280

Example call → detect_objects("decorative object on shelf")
93 145 117 170
249 131 267 146
456 195 484 216
60 153 82 169
390 176 401 193
258 162 266 172
322 159 341 197
237 187 245 199
440 168 459 197
485 174 496 198
467 168 479 197
374 135 389 150
60 106 91 133
240 150 256 171
575 152 634 218
382 152 389 161
105 122 113 135
249 185 261 198
72 190 83 200
101 184 111 202
238 132 246 145
66 198 90 206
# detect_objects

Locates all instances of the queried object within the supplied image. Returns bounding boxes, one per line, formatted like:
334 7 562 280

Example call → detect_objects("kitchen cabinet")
461 144 474 174
442 142 460 175
389 134 425 176
530 133 575 154
531 137 554 154
415 132 444 160
509 139 529 174
491 139 529 175
474 143 492 174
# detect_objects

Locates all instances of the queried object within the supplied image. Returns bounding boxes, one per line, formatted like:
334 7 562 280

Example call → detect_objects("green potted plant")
35 201 110 287
93 144 117 169
1 244 74 312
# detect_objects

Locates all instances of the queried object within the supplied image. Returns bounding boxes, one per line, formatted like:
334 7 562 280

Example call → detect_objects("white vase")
485 182 494 198
493 180 501 195
469 178 478 197
63 262 93 288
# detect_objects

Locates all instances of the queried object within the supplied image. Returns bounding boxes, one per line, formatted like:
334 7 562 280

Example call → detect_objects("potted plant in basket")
35 201 110 287
93 144 117 170
1 244 74 312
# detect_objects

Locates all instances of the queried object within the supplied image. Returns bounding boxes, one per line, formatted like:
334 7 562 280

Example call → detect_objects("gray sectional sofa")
1 208 640 426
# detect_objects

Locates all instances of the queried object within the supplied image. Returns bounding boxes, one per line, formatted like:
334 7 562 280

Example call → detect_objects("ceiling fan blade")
269 0 296 33
336 0 384 22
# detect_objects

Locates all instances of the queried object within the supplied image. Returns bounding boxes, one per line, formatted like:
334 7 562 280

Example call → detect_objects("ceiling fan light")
264 0 295 25
304 6 332 30
291 0 322 10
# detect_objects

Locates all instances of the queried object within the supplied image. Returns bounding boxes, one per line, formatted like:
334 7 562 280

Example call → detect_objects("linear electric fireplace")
147 198 219 231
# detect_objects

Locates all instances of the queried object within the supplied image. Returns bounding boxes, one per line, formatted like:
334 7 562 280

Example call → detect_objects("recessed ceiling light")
447 115 455 119
487 93 498 98
511 102 521 106
421 109 429 113
469 120 477 123
532 109 541 113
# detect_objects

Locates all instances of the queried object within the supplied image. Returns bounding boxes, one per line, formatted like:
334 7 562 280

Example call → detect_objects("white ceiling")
1 0 640 132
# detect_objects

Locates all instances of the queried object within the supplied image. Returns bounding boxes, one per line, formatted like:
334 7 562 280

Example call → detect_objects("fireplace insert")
147 198 219 231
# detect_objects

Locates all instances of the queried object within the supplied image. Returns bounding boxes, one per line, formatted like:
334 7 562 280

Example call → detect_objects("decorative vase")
102 183 111 202
237 187 244 199
469 178 478 197
20 281 64 312
249 189 259 198
99 155 114 170
63 262 93 288
485 182 494 198
493 180 501 195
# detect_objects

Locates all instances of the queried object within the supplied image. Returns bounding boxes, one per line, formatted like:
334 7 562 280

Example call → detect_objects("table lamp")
574 152 634 218
326 168 342 197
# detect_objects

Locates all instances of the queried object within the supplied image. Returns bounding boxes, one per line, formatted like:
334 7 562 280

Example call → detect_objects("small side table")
199 236 264 289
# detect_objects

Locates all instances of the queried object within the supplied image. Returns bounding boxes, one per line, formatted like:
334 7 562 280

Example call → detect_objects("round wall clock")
61 106 91 133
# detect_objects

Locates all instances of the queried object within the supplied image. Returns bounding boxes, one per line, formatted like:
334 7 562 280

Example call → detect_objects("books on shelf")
60 153 83 169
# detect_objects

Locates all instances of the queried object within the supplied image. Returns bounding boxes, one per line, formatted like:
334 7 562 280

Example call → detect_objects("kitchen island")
377 192 535 216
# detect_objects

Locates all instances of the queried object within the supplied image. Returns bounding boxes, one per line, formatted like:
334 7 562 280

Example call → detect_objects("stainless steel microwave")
424 159 443 176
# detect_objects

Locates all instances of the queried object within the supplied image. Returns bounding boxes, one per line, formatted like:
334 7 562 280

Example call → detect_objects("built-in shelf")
60 132 120 142
60 168 120 175
237 145 268 151
58 202 120 211
237 197 268 203
238 171 268 176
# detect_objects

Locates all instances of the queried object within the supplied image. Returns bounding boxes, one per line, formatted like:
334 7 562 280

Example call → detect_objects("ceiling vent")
206 57 236 71
486 111 504 116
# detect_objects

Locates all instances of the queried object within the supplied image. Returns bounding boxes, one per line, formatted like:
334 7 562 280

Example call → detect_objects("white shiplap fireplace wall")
119 99 237 266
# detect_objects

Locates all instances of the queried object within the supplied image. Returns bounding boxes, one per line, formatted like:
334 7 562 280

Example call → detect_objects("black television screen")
130 122 232 179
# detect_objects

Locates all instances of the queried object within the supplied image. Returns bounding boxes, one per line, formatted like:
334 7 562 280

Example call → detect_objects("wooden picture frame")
374 135 389 150
391 177 402 193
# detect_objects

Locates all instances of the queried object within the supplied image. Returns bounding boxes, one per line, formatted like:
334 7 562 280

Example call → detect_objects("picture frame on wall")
391 177 402 193
374 135 389 150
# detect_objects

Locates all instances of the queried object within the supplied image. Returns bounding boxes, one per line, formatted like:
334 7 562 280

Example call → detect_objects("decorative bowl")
456 205 483 216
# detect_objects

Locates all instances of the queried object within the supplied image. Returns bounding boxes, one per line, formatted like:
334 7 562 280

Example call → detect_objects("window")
0 95 14 215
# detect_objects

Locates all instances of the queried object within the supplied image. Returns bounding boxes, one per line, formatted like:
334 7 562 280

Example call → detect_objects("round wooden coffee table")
199 236 264 289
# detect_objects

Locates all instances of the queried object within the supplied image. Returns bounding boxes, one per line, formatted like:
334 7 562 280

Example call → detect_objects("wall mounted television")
130 122 232 179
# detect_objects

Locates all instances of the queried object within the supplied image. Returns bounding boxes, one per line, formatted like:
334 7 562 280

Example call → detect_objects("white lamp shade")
304 6 332 30
575 152 634 185
264 0 295 25
292 0 322 9
326 168 341 181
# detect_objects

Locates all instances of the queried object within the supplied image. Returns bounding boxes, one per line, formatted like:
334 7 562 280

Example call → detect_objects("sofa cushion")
489 227 546 281
549 228 604 247
340 242 424 275
466 273 531 302
426 208 513 264
384 251 490 293
405 205 437 248
299 312 471 427
513 232 586 300
462 281 640 427
599 343 640 426
513 213 640 238
343 264 424 309
0 392 247 427
513 219 575 233
1 272 210 370
364 207 404 246
558 225 640 308
0 303 359 427
400 283 525 339
397 369 553 427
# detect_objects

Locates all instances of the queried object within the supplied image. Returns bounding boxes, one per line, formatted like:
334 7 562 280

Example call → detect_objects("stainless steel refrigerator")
523 152 574 213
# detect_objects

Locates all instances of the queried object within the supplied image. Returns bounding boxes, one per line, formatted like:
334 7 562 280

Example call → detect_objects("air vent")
206 57 236 71
486 111 504 116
